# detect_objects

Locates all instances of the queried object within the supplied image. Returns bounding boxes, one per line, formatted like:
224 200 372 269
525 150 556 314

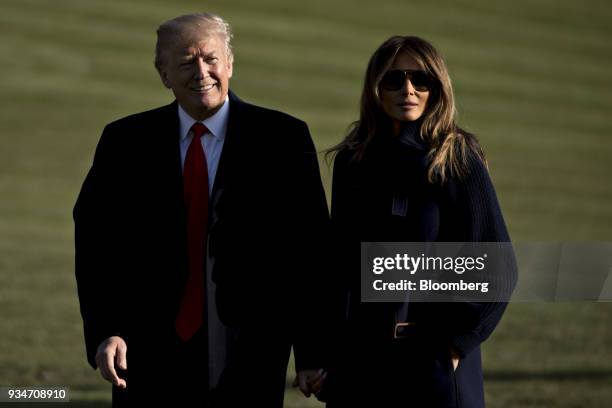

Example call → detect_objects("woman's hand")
450 347 461 371
293 369 327 397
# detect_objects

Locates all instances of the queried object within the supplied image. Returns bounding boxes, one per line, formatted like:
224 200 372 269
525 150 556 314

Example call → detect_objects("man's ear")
227 57 233 79
156 55 171 89
159 67 172 89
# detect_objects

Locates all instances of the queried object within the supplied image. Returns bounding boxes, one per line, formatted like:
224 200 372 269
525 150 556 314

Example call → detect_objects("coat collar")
211 90 247 195
151 91 248 218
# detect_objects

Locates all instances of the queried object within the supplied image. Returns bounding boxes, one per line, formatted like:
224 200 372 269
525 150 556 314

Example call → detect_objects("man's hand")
95 336 128 389
292 369 327 398
450 347 460 371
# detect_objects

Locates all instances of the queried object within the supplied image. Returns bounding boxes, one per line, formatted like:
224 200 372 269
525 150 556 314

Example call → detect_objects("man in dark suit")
74 13 329 407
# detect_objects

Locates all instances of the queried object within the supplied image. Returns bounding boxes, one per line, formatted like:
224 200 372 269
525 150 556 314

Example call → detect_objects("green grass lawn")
1 0 611 406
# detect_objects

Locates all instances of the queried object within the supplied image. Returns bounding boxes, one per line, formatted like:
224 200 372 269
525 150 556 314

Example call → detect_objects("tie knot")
191 122 209 139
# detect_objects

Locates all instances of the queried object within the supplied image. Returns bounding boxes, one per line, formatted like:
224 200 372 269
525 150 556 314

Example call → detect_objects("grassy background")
1 0 611 406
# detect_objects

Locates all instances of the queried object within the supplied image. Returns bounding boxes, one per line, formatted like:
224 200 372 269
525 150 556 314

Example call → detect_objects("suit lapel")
150 95 248 240
152 101 184 207
209 91 248 232
212 90 247 197
151 94 248 206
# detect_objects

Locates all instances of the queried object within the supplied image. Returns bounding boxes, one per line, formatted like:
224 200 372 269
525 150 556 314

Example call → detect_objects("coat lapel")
153 100 184 208
212 90 246 197
209 91 247 231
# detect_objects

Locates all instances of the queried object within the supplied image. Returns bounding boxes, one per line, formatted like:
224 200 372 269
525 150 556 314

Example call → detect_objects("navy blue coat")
326 130 516 408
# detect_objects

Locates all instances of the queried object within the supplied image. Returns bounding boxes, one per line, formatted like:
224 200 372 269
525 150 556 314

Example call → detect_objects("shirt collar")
178 96 230 141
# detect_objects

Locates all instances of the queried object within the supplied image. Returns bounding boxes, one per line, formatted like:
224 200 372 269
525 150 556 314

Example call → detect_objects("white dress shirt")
178 97 229 195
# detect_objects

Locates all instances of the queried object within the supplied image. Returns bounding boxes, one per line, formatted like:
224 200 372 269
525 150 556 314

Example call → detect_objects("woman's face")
380 51 431 128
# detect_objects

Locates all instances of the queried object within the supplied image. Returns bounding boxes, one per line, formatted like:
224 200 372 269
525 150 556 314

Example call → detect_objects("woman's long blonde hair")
329 35 485 184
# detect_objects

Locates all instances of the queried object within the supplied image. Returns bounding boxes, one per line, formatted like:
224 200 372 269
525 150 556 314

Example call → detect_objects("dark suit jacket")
326 134 516 408
74 91 330 407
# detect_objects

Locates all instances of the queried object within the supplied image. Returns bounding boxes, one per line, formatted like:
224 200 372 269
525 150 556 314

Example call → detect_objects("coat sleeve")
74 124 127 369
330 150 350 223
288 120 333 372
445 154 518 357
329 150 354 325
325 149 357 358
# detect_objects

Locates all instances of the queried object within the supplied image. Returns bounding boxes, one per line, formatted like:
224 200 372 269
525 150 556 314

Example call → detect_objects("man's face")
159 32 233 120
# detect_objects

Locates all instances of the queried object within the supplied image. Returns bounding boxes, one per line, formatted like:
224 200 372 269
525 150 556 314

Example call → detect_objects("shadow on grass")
485 369 612 381
284 370 612 388
0 403 109 408
66 402 110 408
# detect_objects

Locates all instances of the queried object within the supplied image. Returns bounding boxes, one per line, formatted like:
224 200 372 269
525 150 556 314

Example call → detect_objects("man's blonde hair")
154 13 233 72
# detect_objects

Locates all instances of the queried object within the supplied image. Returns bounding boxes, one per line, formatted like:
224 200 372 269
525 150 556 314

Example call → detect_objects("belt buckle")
393 322 416 339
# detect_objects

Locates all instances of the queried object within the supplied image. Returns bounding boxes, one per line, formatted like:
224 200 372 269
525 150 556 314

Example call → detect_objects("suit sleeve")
327 149 357 355
445 154 518 357
74 124 127 369
329 150 354 323
288 120 333 372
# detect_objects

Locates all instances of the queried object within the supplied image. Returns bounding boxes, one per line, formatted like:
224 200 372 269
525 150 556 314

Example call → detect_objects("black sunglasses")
380 69 435 92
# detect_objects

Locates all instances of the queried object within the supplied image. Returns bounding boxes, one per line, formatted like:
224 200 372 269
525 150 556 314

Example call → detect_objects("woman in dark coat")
323 36 517 407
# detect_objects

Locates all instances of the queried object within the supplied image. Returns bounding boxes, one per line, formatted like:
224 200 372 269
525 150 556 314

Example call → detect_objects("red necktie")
176 122 209 341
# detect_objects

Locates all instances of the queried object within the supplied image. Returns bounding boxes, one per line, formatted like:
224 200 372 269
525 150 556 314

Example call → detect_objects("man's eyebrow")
179 51 218 60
